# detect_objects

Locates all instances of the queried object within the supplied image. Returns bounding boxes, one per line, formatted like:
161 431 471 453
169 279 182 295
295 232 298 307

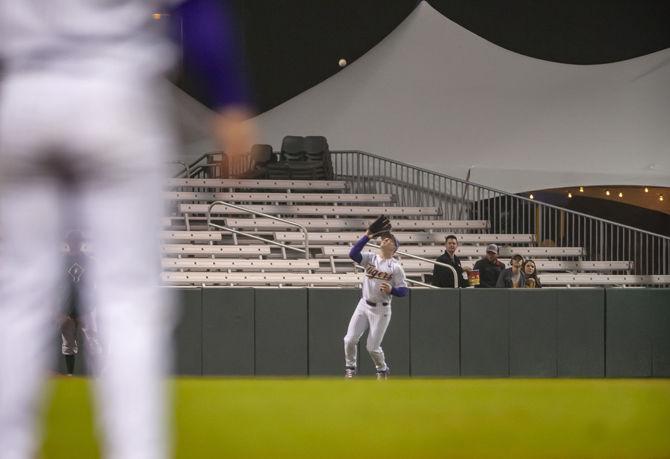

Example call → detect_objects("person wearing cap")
496 254 527 288
432 235 470 288
473 244 505 288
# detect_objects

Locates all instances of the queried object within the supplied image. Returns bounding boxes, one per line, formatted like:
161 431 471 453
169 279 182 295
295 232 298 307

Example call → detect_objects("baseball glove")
367 215 392 237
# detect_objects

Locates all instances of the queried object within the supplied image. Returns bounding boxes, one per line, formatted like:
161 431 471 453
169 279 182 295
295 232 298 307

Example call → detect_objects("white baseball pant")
343 298 392 371
0 73 176 459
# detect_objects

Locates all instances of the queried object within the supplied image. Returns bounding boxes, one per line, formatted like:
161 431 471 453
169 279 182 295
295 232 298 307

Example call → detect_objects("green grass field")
40 378 670 459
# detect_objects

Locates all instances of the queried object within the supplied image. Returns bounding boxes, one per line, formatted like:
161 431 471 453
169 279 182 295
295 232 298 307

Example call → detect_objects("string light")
568 192 573 198
579 186 584 192
605 190 611 196
152 13 162 20
618 192 623 198
644 187 649 193
529 194 534 200
660 195 665 202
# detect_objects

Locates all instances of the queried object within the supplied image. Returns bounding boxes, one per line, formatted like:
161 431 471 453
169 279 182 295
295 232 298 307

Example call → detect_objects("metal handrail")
179 149 666 239
206 201 310 259
177 151 254 179
169 148 667 284
460 167 472 220
331 150 669 281
366 242 459 288
173 152 222 178
335 150 670 239
169 160 190 178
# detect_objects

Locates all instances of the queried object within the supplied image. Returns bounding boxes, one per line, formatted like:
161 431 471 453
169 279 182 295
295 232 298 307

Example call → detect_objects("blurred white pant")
0 73 175 459
343 298 392 371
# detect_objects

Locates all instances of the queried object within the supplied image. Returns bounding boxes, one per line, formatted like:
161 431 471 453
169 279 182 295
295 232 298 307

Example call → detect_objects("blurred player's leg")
0 178 64 459
82 171 174 459
79 312 103 375
365 308 391 371
343 299 370 369
72 84 176 459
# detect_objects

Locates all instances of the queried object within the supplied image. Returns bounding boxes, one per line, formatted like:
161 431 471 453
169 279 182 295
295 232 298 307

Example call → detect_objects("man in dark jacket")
473 244 505 288
432 235 469 288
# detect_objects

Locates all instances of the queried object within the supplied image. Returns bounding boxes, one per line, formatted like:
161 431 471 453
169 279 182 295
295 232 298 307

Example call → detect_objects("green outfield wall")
56 288 669 377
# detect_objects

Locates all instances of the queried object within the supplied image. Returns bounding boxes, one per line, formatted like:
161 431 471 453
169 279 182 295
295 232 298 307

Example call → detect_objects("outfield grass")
41 378 670 458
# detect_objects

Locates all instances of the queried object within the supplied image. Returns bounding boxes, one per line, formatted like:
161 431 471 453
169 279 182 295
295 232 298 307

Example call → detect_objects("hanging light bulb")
644 187 649 193
660 195 665 202
529 194 534 200
618 192 623 198
579 186 584 192
568 192 573 198
605 190 611 196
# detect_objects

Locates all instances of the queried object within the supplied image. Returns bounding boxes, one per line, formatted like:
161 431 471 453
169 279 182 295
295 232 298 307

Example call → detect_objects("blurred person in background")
60 230 102 376
473 243 505 288
496 254 526 288
0 1 253 458
523 259 542 288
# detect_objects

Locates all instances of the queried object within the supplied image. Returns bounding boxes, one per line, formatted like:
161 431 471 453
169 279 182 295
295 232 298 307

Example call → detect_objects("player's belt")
365 300 389 307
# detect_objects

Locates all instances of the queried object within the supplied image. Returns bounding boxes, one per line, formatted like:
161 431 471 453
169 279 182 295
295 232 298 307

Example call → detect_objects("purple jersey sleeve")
349 235 370 264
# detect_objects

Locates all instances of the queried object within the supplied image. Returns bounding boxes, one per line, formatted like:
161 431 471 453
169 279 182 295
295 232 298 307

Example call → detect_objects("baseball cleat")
376 366 390 380
344 366 357 378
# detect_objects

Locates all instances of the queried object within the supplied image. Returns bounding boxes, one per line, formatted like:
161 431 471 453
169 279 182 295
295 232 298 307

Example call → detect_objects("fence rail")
330 150 669 278
173 149 668 280
175 152 252 179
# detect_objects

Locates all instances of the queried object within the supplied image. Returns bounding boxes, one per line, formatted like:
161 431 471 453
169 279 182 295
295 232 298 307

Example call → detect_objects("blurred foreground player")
0 1 252 458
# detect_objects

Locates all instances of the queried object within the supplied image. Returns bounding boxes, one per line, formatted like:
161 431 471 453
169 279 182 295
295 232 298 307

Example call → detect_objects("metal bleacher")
161 173 670 288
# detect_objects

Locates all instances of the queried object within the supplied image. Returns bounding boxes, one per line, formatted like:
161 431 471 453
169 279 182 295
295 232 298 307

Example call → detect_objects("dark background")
180 0 670 113
528 192 670 236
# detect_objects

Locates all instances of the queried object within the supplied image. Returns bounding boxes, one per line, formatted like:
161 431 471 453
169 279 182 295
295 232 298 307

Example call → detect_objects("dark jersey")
64 253 89 318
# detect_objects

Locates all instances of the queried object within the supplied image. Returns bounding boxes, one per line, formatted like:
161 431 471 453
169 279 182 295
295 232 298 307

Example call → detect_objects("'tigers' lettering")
364 264 393 281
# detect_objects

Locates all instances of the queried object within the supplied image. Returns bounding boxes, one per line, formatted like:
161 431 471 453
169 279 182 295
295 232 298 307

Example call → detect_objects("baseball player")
343 216 408 379
0 2 252 458
60 230 102 376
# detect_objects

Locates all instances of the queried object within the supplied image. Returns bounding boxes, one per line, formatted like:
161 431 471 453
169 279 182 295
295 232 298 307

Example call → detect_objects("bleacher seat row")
162 178 668 287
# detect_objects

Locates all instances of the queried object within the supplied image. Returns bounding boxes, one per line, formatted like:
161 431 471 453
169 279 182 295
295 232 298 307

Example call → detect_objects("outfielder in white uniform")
344 230 408 379
0 1 252 458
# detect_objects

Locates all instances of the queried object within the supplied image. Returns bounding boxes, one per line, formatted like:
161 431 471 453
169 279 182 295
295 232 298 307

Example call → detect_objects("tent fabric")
177 1 670 192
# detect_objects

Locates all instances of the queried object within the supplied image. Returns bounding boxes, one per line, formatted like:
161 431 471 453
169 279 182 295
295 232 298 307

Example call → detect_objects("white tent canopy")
178 1 670 192
248 2 670 192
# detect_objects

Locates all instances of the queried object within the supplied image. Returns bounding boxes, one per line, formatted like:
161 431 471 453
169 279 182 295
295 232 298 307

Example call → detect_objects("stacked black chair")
303 136 333 180
280 136 306 161
267 135 333 180
239 144 276 179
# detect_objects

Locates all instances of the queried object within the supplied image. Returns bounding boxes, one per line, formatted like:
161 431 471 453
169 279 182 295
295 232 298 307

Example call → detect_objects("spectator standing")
432 235 470 288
